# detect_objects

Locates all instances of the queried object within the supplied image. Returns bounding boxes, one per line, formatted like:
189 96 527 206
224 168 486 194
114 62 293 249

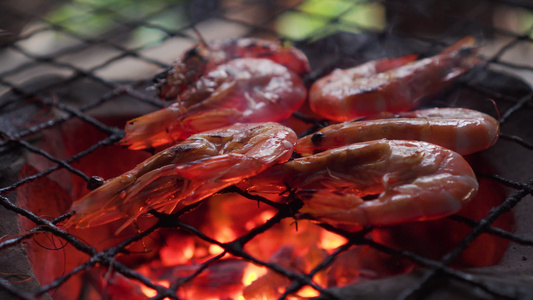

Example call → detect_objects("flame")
160 235 196 266
140 280 170 299
245 210 276 230
242 263 268 286
297 286 319 297
217 226 237 243
208 244 225 255
319 230 347 250
140 285 157 298
195 247 208 258
208 225 238 255
135 221 348 300
259 210 276 222
109 194 420 299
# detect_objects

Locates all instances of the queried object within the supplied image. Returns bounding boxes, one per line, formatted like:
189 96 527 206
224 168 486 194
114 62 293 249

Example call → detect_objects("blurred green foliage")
45 0 386 44
277 0 385 40
45 0 186 44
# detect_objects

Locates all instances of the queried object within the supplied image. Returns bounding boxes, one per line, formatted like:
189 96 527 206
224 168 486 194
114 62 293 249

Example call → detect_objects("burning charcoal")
137 258 249 299
327 246 414 287
243 246 303 299
105 272 147 300
243 245 330 299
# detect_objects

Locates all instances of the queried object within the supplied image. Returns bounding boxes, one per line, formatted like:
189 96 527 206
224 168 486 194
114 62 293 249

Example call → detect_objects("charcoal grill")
1 0 533 299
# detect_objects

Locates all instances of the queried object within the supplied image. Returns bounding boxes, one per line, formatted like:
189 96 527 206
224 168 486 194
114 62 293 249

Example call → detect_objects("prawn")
309 36 481 121
66 122 297 233
155 37 311 100
120 58 307 150
239 139 478 227
296 107 499 156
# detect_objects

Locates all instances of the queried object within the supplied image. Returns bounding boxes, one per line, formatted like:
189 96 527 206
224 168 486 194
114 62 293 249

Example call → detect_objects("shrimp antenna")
489 98 500 123
484 98 501 146
190 26 209 50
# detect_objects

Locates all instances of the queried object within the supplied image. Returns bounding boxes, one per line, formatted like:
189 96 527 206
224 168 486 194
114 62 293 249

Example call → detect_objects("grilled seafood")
156 37 311 100
120 58 307 150
296 108 499 156
240 139 478 227
309 37 480 121
67 123 297 233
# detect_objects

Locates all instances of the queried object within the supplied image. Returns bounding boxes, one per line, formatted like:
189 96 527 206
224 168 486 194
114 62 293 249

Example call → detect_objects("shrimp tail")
119 104 189 150
121 107 248 151
66 174 138 229
68 164 198 234
438 36 481 83
441 36 476 54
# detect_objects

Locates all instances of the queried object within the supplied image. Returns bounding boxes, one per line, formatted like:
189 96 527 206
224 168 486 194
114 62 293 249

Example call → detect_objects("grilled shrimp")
240 139 478 227
156 37 311 100
296 108 499 156
309 37 480 121
66 123 297 233
120 58 307 150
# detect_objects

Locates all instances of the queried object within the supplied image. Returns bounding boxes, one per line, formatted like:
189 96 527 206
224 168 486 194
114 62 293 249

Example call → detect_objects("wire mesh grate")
1 0 533 299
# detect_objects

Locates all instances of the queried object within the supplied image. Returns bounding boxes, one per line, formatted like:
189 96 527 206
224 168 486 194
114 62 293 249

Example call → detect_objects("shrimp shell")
296 108 499 156
66 122 297 233
157 38 311 100
309 36 480 121
240 139 478 227
121 58 307 150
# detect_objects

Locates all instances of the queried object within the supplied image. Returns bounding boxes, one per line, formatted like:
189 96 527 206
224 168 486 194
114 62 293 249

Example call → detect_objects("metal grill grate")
1 0 533 299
